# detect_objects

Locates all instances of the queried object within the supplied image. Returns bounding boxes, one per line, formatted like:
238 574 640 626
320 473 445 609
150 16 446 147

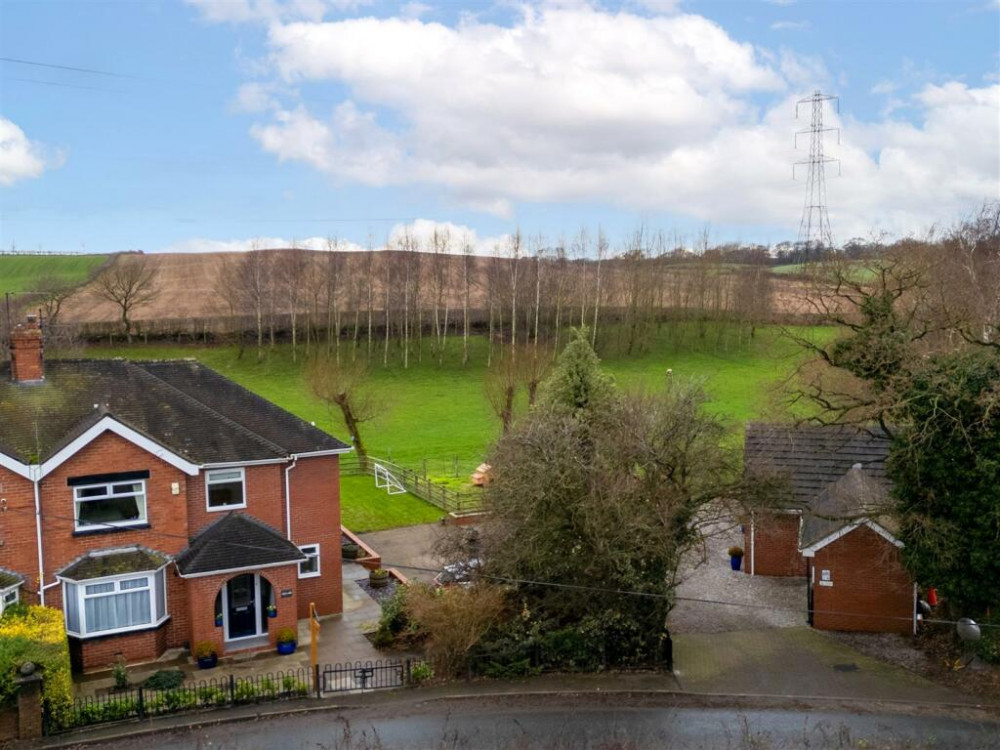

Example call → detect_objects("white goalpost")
373 463 406 495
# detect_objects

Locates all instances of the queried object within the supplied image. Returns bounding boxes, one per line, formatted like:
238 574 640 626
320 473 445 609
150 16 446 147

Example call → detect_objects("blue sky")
1 0 997 254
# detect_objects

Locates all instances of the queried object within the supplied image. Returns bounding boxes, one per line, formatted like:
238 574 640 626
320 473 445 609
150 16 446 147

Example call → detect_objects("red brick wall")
288 456 342 619
186 464 285 536
9 324 44 382
184 565 299 657
0 467 40 600
811 524 914 634
748 511 806 577
70 622 170 672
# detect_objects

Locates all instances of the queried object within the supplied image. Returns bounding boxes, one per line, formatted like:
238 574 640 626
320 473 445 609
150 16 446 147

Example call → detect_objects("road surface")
79 697 1000 749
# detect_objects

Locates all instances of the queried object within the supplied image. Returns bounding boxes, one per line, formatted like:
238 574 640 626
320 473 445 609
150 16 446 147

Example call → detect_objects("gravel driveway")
668 523 807 634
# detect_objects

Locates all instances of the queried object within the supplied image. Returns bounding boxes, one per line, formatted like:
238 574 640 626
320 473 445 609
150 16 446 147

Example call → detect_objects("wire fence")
341 455 483 515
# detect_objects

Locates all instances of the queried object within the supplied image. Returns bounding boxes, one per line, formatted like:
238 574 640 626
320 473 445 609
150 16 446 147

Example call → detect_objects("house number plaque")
280 589 293 598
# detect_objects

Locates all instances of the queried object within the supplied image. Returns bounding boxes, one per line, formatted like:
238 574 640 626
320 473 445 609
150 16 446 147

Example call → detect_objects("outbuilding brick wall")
288 455 342 619
747 511 806 577
810 524 914 635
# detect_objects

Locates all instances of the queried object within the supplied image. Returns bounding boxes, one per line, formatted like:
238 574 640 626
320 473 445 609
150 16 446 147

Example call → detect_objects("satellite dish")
956 618 981 643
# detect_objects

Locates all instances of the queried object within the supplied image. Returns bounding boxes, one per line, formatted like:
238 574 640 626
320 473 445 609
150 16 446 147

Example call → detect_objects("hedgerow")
0 605 73 727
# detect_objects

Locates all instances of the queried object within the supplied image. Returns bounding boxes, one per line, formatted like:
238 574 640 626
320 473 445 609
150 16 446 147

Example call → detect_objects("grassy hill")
0 254 109 294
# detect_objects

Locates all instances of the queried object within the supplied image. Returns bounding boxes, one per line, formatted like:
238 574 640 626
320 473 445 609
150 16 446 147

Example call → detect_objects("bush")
196 686 228 706
409 661 433 685
233 680 259 703
0 605 73 728
111 656 129 689
194 641 217 659
281 675 309 696
143 668 185 691
276 627 297 644
372 586 417 649
405 583 508 677
727 546 744 558
163 689 197 711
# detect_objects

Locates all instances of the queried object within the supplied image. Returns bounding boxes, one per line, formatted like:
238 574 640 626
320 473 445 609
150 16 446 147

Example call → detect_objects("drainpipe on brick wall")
749 513 755 577
284 457 298 539
32 473 45 605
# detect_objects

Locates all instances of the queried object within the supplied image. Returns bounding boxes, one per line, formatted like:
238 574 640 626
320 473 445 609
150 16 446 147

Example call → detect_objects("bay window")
63 568 168 637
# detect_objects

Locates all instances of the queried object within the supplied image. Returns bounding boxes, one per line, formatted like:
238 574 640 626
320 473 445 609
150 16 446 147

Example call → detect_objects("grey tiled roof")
0 359 350 465
0 567 24 590
58 547 170 581
744 422 891 507
799 466 893 548
175 513 306 576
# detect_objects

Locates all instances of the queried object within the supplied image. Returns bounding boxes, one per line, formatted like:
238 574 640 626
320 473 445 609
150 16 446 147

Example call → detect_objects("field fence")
341 455 484 515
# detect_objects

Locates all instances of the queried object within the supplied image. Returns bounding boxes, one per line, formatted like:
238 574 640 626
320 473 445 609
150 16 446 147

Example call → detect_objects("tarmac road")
79 696 1000 750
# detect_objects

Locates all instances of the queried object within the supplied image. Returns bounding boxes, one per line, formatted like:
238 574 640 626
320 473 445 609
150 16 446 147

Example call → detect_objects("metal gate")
321 659 407 693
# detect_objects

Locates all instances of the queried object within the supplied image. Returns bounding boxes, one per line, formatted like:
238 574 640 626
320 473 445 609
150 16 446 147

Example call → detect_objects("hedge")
0 605 73 727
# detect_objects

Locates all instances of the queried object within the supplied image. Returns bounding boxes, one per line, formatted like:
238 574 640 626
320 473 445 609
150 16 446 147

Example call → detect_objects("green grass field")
0 254 109 294
83 323 832 531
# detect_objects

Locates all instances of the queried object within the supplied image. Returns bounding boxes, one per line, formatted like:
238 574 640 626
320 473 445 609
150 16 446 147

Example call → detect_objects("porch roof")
0 567 24 590
175 512 305 577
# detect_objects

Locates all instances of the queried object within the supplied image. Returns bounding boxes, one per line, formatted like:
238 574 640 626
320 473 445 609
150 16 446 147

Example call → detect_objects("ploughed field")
84 324 829 531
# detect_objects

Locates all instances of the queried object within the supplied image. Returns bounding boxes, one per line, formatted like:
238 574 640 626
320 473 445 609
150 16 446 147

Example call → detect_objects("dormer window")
206 468 246 511
70 472 149 532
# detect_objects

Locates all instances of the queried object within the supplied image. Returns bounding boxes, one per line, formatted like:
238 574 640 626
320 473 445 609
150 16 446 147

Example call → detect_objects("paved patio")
359 522 446 583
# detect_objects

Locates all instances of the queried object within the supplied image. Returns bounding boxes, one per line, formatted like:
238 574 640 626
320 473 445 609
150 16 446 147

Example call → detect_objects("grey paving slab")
359 523 445 583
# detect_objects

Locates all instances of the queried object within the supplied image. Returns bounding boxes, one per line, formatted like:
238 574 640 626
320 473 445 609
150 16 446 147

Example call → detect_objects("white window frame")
73 479 148 532
205 468 247 512
0 587 19 615
297 544 321 579
61 566 169 638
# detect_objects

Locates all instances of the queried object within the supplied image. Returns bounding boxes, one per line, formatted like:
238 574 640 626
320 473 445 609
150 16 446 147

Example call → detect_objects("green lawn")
82 323 833 530
0 254 109 294
339 475 443 532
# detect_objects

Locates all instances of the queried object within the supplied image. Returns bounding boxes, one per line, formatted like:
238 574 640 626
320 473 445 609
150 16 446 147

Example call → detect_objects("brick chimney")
10 315 44 383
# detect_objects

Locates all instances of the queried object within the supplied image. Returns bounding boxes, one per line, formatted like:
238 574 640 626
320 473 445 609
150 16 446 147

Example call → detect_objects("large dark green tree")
478 328 777 661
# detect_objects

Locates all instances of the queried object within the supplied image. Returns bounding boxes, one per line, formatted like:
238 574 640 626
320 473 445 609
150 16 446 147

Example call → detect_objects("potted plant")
194 641 218 669
369 568 390 589
342 542 361 560
276 627 297 655
728 546 745 572
267 604 277 618
214 612 223 627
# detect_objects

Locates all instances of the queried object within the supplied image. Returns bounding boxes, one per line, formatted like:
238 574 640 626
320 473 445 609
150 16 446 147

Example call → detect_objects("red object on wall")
927 587 938 607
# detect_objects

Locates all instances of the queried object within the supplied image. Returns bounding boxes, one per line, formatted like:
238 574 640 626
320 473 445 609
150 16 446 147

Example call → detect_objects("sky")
0 0 998 255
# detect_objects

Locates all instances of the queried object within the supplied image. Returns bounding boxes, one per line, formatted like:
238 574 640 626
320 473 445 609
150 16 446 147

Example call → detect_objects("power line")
3 504 991 630
2 76 122 93
0 56 140 80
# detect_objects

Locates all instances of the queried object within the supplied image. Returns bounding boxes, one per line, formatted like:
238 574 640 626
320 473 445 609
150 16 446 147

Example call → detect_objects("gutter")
749 513 755 577
285 456 298 540
32 470 45 605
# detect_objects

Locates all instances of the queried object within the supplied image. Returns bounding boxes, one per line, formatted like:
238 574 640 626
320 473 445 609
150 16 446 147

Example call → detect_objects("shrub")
111 656 130 690
163 689 197 711
143 668 185 691
276 627 297 644
409 661 433 685
281 675 309 695
370 568 389 578
194 641 217 659
233 680 259 703
405 583 508 677
727 546 745 557
372 585 417 648
0 605 73 729
196 686 228 706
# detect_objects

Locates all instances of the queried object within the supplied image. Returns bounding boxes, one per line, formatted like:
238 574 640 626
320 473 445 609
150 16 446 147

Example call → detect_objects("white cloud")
225 5 996 240
388 218 507 253
0 118 64 187
770 20 809 31
399 2 431 20
185 0 369 24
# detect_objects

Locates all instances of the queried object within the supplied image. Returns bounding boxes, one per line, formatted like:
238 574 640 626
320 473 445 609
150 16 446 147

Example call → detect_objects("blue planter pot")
197 654 218 670
276 641 297 655
730 556 743 571
267 610 277 618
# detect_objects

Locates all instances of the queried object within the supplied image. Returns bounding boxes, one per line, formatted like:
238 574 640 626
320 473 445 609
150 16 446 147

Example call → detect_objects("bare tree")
484 353 519 434
92 253 160 343
307 355 378 457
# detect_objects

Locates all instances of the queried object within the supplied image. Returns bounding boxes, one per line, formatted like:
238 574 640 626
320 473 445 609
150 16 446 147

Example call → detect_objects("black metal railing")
49 660 410 735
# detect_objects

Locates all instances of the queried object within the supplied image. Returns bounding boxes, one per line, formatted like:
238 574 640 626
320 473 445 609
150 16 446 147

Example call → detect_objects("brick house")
0 317 351 670
743 423 916 634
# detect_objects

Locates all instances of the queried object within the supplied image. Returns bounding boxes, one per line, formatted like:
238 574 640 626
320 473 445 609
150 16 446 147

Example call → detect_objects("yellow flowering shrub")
0 605 73 727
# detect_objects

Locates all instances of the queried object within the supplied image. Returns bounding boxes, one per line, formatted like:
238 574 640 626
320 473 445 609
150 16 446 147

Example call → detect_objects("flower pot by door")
730 555 743 571
197 655 218 669
276 641 297 655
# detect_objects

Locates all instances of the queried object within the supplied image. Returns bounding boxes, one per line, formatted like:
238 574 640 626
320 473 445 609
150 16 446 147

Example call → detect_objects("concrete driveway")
359 523 447 583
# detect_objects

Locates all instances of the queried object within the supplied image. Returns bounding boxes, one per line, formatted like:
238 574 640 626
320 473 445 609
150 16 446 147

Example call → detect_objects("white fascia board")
176 559 301 579
0 451 31 480
201 458 289 469
293 448 353 458
38 416 200 479
801 520 903 558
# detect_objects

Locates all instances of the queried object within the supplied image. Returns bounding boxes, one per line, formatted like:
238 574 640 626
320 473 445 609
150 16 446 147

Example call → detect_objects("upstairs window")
206 468 246 511
73 479 147 531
